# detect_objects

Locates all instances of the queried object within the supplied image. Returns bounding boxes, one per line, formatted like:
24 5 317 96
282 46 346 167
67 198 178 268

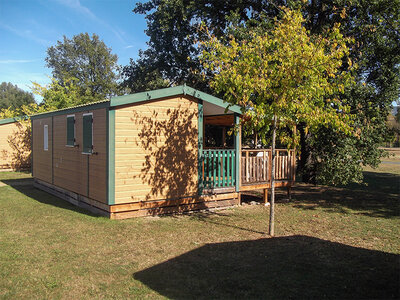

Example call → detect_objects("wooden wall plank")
34 108 107 203
114 96 199 204
32 118 52 183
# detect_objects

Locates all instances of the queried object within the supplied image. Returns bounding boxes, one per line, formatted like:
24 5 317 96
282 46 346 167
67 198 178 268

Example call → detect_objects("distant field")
382 147 400 161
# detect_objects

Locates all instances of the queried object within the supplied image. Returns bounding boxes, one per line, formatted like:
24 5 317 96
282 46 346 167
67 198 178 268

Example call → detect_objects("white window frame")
43 124 48 151
66 114 76 147
82 113 93 155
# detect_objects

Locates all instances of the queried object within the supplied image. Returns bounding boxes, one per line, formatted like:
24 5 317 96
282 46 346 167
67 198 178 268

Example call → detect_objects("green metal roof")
111 85 243 114
30 100 110 120
0 115 28 125
29 85 243 120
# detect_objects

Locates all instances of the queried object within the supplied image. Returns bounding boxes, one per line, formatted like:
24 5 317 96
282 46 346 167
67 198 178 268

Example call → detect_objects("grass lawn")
0 161 399 299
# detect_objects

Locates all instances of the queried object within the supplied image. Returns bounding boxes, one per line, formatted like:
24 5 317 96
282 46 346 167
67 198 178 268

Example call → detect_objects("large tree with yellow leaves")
200 8 356 235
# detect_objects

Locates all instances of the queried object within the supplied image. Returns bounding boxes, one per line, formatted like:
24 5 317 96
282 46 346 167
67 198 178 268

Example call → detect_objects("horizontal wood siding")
114 96 199 204
0 122 30 170
53 112 88 196
0 122 13 169
34 108 107 204
32 118 52 183
88 109 107 202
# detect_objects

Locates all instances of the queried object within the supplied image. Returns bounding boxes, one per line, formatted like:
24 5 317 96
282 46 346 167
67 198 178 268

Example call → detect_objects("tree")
46 33 119 100
126 0 399 185
297 0 400 184
122 0 282 93
0 82 35 110
0 103 47 171
200 8 356 235
31 77 97 110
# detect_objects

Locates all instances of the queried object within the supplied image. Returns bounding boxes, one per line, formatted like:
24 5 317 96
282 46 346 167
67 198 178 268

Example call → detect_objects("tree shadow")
291 171 399 219
130 103 198 208
345 171 400 195
1 121 31 171
2 178 101 218
189 211 265 234
133 235 399 299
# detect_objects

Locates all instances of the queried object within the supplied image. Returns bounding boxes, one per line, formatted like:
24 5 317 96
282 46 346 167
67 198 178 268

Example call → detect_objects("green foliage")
31 77 98 110
0 82 35 110
46 33 119 99
122 0 284 93
128 0 399 185
121 57 169 93
0 103 46 119
200 8 356 147
297 0 400 184
0 103 45 171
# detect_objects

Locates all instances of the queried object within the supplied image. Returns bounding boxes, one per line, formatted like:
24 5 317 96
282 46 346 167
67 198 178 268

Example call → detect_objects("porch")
199 111 296 196
200 148 296 192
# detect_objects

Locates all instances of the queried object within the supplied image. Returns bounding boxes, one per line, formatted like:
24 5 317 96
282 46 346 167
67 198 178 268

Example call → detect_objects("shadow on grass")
2 178 100 218
189 211 266 234
289 171 400 219
134 235 399 299
346 171 400 195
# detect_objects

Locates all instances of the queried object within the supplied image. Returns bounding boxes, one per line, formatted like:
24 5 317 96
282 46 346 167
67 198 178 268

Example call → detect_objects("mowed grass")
0 161 399 299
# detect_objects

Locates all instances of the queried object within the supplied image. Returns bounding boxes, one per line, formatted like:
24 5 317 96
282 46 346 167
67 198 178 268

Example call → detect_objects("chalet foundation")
34 178 239 219
29 85 296 218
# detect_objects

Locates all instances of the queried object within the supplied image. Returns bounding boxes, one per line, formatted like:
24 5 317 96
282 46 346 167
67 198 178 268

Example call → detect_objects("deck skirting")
33 179 240 219
34 179 110 217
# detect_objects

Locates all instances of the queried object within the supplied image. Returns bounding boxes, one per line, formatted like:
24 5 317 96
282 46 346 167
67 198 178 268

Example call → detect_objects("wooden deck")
241 149 296 189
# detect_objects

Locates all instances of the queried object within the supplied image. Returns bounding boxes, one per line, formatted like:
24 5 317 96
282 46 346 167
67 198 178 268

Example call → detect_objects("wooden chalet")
0 116 30 171
30 85 296 219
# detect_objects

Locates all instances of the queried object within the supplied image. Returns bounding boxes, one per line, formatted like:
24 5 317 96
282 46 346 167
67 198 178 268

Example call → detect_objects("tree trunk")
269 115 277 236
298 122 314 183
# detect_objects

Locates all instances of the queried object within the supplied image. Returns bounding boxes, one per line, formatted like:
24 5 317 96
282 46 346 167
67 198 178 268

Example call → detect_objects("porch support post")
198 100 204 195
234 113 241 192
287 186 292 201
264 188 269 205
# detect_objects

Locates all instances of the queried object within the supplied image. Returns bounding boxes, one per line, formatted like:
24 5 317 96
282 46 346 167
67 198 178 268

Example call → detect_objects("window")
44 125 48 151
82 113 93 154
66 115 75 146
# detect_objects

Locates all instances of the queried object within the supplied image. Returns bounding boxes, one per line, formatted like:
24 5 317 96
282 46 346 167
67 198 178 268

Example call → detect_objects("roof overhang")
111 85 242 115
29 85 243 120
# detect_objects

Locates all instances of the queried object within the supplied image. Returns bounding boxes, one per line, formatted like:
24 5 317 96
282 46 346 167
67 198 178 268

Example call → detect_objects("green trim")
198 100 204 196
82 113 93 154
66 115 75 146
111 86 184 107
51 116 54 184
30 101 110 120
28 85 241 121
183 86 242 114
31 119 33 176
110 85 242 114
234 113 240 192
107 109 115 205
0 115 28 125
204 113 235 118
87 155 90 197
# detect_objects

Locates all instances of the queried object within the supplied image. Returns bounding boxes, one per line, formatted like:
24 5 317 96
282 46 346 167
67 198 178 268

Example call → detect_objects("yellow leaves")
199 7 356 137
347 57 352 67
340 8 347 19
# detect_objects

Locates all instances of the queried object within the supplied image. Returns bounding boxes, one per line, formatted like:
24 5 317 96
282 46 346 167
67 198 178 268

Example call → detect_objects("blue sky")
0 0 148 100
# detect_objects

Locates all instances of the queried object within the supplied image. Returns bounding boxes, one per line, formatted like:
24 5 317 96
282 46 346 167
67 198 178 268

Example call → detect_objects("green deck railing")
202 149 236 189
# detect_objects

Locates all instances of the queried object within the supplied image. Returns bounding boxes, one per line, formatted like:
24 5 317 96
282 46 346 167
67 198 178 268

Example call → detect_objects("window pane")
82 114 92 153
